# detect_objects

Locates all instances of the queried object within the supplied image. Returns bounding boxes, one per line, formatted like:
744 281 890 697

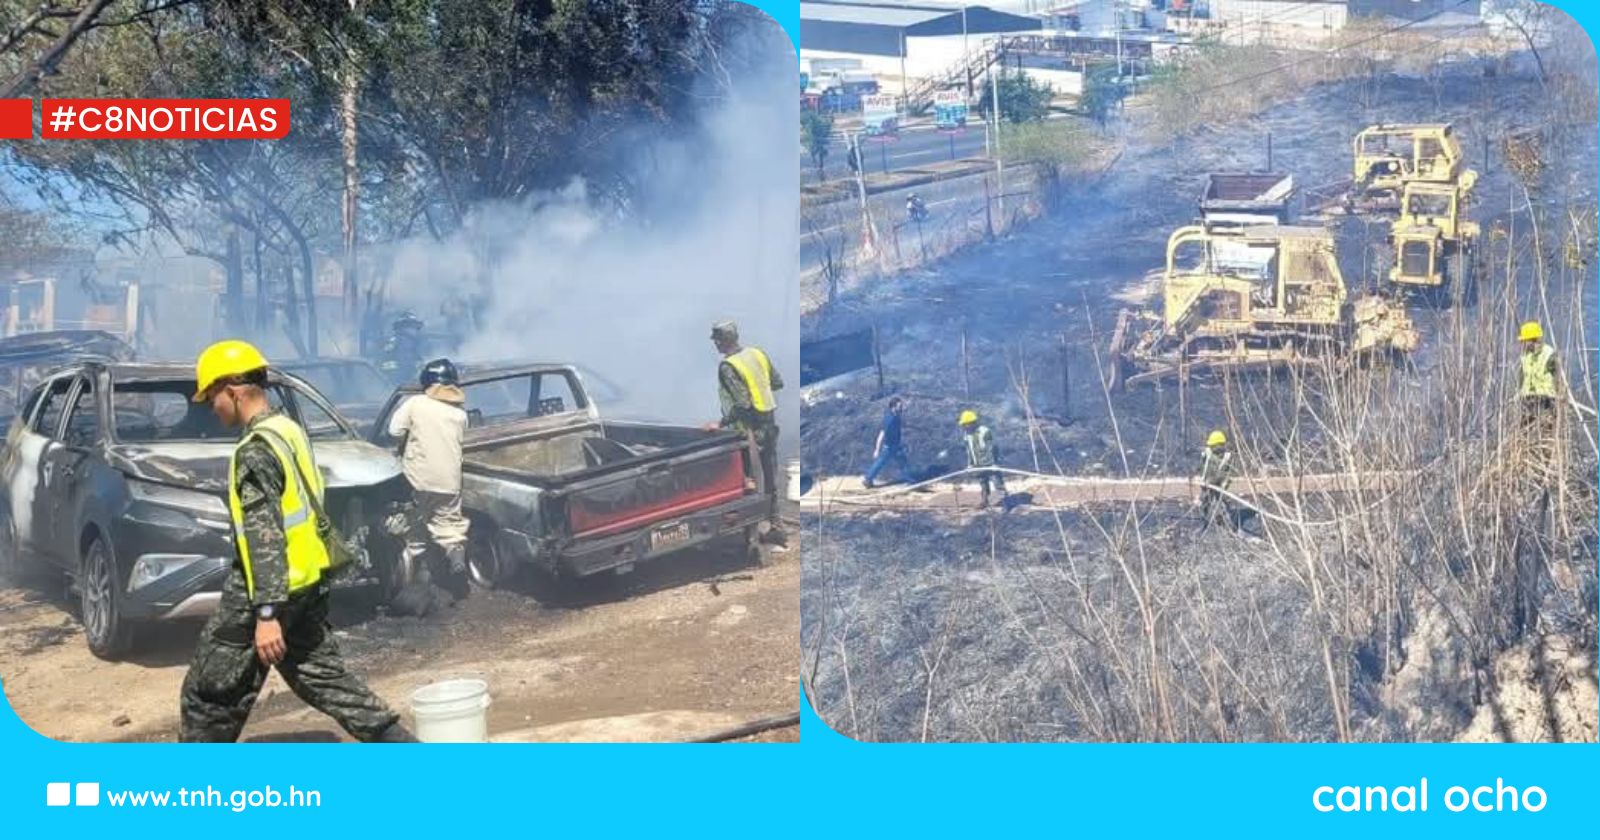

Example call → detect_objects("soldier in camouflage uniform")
709 320 787 546
180 340 414 743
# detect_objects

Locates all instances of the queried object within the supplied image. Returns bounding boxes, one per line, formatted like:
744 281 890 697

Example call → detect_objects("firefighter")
1198 429 1237 532
1517 320 1559 425
958 410 1006 508
388 358 471 588
378 310 428 385
709 319 787 547
180 340 413 743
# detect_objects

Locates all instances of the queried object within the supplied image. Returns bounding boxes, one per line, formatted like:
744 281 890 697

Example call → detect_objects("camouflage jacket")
234 411 291 606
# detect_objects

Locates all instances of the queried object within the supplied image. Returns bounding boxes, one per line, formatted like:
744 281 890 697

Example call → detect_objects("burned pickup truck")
370 364 768 588
0 362 408 658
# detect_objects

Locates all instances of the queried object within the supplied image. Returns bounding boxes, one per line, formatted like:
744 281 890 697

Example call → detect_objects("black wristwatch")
256 603 279 621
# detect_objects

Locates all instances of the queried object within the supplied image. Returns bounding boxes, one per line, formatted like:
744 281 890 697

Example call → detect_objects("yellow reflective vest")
1520 343 1557 398
228 414 330 599
721 347 776 413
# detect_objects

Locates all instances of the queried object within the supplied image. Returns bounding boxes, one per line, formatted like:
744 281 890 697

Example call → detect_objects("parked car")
369 364 767 589
0 331 136 426
279 356 393 436
0 362 408 658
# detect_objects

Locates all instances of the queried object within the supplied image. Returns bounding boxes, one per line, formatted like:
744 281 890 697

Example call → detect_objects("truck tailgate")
558 443 750 539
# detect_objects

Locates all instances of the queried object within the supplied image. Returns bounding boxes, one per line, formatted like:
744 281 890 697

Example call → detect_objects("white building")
800 2 1046 85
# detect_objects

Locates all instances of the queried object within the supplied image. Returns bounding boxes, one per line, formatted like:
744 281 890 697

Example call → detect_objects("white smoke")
378 27 799 452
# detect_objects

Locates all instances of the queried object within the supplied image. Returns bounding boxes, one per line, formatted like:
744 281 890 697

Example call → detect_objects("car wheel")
744 525 765 567
467 521 510 590
0 509 21 584
80 535 136 659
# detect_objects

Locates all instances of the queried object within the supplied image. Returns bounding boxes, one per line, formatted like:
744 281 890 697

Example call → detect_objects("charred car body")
0 331 136 425
279 356 394 436
371 364 768 587
0 363 407 658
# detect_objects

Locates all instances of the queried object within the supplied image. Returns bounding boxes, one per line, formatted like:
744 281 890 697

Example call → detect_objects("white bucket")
410 678 491 743
786 459 803 502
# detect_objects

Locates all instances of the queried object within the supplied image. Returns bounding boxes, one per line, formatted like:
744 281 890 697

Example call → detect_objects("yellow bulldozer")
1109 224 1419 390
1347 123 1469 213
1386 171 1481 302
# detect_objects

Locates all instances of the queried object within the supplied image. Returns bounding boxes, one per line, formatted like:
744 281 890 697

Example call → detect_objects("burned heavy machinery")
1109 224 1420 390
1342 123 1468 213
1198 172 1294 231
1387 171 1481 303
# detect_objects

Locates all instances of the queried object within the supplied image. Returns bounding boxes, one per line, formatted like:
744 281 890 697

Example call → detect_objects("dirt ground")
0 508 799 743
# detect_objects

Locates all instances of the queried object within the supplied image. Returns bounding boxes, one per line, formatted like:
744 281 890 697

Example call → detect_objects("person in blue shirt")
863 396 912 488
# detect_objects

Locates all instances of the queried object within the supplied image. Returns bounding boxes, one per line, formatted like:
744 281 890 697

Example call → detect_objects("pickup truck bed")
376 365 767 583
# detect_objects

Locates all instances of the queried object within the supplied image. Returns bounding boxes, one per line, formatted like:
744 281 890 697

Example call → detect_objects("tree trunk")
339 59 361 320
252 227 267 331
0 0 118 98
225 225 244 327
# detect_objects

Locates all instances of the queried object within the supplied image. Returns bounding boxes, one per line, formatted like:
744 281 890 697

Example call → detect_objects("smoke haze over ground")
378 22 799 448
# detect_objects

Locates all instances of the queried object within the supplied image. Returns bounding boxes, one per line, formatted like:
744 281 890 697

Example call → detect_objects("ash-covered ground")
802 61 1600 742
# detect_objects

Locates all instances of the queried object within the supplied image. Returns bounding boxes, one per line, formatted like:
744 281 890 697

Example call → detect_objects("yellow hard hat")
1207 429 1227 447
1518 321 1542 342
958 409 979 426
194 340 269 402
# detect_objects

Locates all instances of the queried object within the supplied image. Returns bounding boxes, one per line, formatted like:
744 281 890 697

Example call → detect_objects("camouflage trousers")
179 573 401 742
741 421 782 526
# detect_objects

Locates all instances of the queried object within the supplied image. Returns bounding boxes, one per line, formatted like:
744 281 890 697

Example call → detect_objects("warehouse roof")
801 2 1043 56
799 2 954 27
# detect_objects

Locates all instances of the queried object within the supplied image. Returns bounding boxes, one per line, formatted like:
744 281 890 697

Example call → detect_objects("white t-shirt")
387 393 467 493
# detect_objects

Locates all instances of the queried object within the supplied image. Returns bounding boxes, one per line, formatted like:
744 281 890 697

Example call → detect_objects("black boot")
372 721 419 743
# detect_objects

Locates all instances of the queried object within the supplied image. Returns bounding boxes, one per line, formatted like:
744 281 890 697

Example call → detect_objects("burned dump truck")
1198 172 1295 231
0 362 408 658
1109 224 1419 390
371 364 768 589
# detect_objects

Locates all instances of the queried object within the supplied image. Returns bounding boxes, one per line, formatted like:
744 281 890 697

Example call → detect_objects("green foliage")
1078 64 1122 128
1002 119 1088 170
800 110 834 177
977 69 1053 124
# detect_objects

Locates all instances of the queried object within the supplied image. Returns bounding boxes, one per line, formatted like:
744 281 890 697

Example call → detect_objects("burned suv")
0 363 407 658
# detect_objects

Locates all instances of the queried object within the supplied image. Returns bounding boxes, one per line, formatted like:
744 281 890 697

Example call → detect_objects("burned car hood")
107 440 402 493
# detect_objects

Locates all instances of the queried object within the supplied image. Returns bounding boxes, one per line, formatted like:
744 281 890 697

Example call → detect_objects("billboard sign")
861 94 899 139
933 89 968 131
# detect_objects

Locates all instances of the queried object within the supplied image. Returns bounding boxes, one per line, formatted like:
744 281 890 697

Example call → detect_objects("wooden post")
1059 335 1072 423
983 175 994 240
961 327 972 400
1266 130 1273 172
873 324 886 397
1178 359 1188 445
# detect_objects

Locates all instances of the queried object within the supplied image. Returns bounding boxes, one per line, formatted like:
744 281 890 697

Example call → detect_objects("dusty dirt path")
0 514 798 743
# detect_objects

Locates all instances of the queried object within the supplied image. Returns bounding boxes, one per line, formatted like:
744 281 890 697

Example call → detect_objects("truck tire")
80 535 136 660
467 522 512 590
0 509 21 584
744 525 765 568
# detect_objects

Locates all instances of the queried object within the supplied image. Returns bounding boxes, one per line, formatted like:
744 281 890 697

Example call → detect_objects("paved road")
801 172 984 268
801 123 990 184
